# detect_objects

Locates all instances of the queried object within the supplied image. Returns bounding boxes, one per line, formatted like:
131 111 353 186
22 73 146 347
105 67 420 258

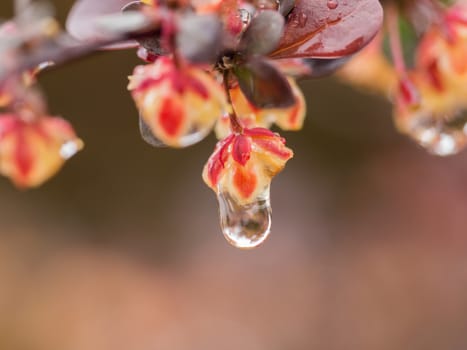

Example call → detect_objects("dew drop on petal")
139 115 167 148
217 187 272 249
60 139 83 160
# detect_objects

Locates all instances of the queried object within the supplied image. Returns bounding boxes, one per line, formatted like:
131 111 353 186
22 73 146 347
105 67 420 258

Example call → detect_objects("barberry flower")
214 78 306 138
129 56 226 147
203 127 293 248
416 3 467 99
338 2 467 156
394 70 467 156
0 115 83 188
392 3 467 155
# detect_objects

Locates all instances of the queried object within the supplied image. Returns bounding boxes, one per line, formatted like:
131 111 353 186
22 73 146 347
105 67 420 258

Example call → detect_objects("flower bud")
214 79 305 139
394 72 467 156
129 57 226 147
416 4 467 97
203 127 293 205
0 115 83 188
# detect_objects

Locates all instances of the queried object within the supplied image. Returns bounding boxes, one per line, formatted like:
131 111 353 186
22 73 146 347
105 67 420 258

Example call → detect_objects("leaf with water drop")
270 0 383 59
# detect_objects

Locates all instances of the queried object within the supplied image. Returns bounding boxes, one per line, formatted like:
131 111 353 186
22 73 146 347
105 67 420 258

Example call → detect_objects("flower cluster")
0 0 383 248
340 0 467 156
122 0 381 247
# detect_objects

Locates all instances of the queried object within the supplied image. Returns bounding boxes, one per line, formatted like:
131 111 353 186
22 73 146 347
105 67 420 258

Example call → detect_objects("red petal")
0 115 21 138
244 127 276 138
232 135 251 166
207 134 234 186
233 166 257 199
14 127 33 180
253 138 293 159
158 97 184 137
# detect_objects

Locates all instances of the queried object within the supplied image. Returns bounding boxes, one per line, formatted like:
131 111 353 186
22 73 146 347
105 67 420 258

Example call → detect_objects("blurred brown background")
2 1 467 349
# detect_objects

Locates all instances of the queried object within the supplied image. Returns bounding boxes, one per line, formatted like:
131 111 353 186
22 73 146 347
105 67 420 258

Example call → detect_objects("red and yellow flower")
129 56 226 147
203 127 293 205
416 3 467 98
0 114 83 188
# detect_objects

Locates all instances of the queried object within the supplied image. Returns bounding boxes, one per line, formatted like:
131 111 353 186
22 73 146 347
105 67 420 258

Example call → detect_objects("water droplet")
217 187 272 249
238 8 252 29
405 109 467 156
289 11 308 28
60 139 83 159
327 0 338 9
139 115 167 148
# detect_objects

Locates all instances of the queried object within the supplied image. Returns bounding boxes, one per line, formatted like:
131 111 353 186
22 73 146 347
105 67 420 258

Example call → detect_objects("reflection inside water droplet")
405 108 467 156
217 187 272 249
60 139 83 159
139 115 167 148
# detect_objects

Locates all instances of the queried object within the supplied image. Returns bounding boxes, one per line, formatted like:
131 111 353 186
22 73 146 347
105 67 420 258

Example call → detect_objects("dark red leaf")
270 0 383 59
234 57 295 109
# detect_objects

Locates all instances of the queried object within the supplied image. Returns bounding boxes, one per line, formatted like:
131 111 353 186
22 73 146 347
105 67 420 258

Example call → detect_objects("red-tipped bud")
0 115 83 188
129 57 226 147
203 127 293 204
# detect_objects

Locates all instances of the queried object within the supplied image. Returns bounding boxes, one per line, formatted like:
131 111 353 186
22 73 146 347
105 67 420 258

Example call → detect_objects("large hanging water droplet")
139 115 167 148
217 187 272 249
404 109 467 156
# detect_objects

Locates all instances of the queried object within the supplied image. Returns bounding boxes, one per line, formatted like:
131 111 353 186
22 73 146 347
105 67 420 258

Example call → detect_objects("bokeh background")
2 1 467 349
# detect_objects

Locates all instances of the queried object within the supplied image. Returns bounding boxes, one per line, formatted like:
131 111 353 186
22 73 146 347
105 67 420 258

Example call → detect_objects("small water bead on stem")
218 186 271 249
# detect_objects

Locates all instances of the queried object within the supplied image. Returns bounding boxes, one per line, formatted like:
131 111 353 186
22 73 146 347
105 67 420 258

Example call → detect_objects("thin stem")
223 70 243 134
386 4 406 76
0 26 160 84
386 4 420 106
